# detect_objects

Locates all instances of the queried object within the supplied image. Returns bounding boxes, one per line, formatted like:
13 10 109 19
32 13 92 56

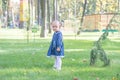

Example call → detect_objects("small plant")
90 32 110 66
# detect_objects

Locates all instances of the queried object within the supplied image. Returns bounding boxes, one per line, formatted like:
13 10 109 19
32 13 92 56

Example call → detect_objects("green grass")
0 39 120 80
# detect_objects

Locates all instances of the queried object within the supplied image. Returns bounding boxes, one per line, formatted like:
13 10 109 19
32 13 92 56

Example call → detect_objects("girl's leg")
53 57 57 68
56 56 62 70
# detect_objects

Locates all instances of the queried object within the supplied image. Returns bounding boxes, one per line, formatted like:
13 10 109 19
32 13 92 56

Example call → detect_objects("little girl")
47 20 64 71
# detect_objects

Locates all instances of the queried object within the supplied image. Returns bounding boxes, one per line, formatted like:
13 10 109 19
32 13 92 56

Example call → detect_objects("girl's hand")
57 47 60 52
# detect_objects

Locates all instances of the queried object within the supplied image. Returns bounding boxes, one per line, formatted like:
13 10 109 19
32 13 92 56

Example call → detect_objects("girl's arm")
56 32 63 51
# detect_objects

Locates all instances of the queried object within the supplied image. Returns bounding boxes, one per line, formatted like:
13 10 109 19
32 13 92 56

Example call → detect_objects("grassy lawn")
0 39 120 80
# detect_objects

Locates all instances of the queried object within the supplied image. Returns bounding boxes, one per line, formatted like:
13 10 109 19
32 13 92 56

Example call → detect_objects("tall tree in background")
28 0 33 28
27 0 31 43
99 0 104 13
0 1 2 14
0 0 2 28
85 0 97 15
1 0 7 28
77 0 87 35
40 0 47 37
31 0 34 27
47 0 51 33
119 0 120 11
7 0 10 27
0 1 2 13
53 0 58 20
37 0 41 26
81 0 87 26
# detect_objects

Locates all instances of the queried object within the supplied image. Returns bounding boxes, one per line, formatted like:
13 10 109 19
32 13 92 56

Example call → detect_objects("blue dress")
47 31 64 57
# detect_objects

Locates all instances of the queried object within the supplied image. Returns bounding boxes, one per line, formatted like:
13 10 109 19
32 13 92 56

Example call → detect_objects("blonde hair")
51 20 62 28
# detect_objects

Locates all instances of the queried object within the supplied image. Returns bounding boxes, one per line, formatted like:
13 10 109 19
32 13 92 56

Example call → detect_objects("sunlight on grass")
0 50 7 53
65 49 84 52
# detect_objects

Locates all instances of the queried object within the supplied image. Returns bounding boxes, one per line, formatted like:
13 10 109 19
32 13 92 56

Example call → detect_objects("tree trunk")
53 0 58 20
0 0 2 28
26 0 31 43
37 0 40 25
40 0 47 37
30 0 32 27
47 0 51 33
81 0 87 26
11 8 15 28
7 0 10 28
118 0 120 11
99 0 104 13
77 0 87 35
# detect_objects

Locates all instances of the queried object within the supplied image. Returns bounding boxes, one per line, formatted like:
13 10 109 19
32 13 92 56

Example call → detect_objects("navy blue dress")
47 31 64 57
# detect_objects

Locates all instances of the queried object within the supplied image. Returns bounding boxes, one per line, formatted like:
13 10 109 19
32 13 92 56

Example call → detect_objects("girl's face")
51 21 60 32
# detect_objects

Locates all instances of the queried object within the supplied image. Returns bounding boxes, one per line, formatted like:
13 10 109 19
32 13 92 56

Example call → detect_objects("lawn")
0 39 120 80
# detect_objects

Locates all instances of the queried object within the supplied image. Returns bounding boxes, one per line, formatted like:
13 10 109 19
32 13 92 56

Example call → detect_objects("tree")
85 0 97 15
37 0 41 26
118 0 120 11
0 0 2 15
90 13 120 66
26 0 31 43
77 0 87 35
47 0 51 33
81 0 87 26
0 0 2 28
53 0 58 20
0 1 2 15
7 0 10 27
40 0 47 37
